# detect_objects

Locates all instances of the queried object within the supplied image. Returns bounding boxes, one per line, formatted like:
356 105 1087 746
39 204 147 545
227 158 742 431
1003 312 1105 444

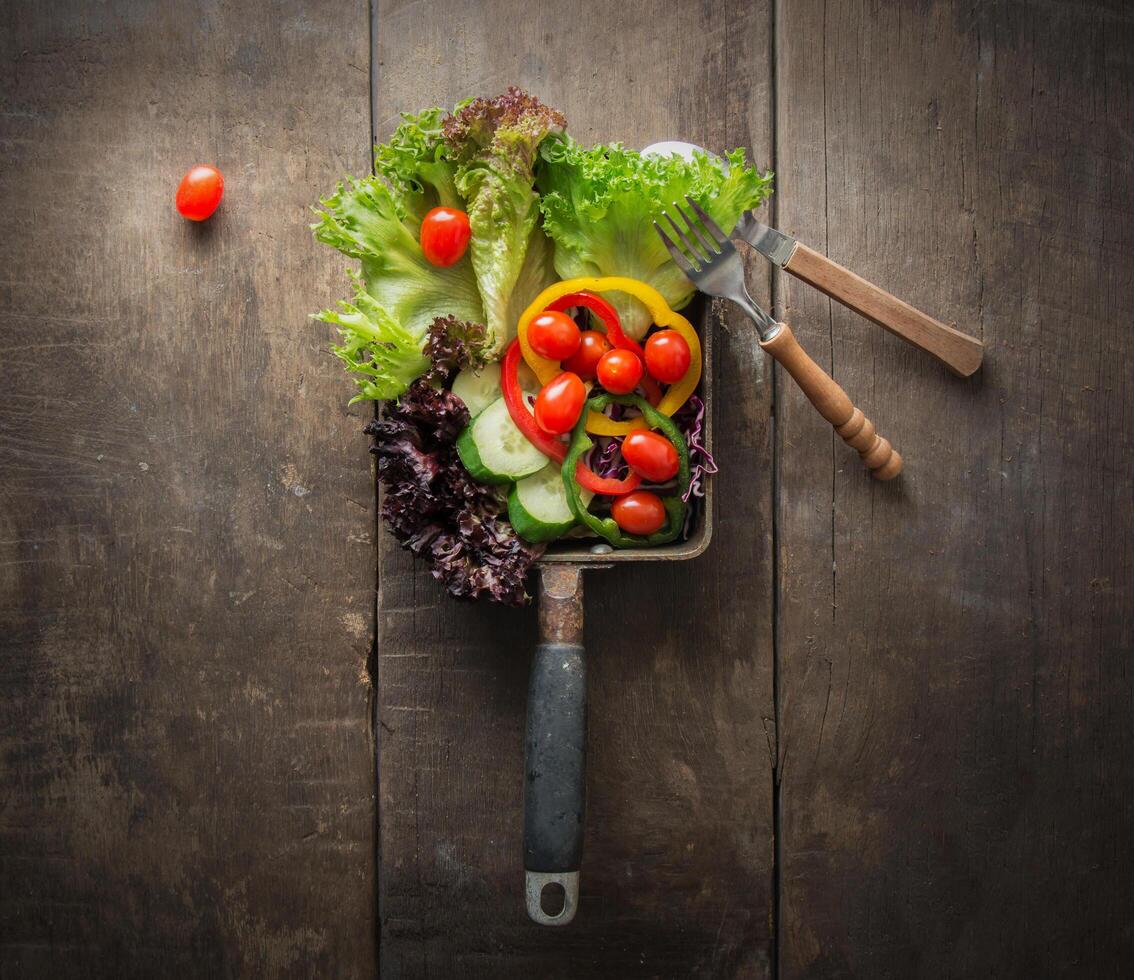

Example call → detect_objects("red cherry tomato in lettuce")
528 311 581 361
621 430 679 482
420 207 471 267
644 329 692 384
175 165 224 221
534 372 586 435
595 348 644 395
611 491 667 536
562 330 611 380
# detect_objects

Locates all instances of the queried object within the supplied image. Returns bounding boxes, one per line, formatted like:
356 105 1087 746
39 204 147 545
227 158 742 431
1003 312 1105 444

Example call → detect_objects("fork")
656 198 902 481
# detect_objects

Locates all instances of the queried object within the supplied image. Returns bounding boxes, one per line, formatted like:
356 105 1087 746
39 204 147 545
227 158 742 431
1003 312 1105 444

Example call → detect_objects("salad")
312 88 772 605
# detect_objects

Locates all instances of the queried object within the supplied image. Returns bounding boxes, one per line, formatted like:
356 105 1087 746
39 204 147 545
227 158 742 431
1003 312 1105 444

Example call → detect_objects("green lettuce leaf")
373 107 462 222
443 88 565 355
313 275 431 403
311 109 485 401
504 223 557 334
537 137 774 338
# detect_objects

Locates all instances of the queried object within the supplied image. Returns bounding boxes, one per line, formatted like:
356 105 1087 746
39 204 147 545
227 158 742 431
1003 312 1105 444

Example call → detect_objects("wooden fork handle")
783 243 983 377
761 323 903 480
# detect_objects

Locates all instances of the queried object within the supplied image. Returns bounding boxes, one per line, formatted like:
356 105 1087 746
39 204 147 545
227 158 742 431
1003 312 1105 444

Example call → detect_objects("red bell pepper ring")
547 291 645 360
640 375 663 406
575 467 641 496
502 340 565 460
501 340 642 496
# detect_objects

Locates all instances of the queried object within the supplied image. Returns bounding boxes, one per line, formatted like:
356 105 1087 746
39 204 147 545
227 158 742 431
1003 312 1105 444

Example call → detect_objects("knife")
735 212 984 377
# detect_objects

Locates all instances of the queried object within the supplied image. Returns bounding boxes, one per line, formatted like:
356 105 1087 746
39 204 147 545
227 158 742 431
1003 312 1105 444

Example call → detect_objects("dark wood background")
2 0 1131 977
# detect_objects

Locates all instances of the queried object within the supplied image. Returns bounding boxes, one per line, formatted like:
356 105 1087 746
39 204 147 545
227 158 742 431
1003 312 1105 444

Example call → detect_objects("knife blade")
732 210 984 377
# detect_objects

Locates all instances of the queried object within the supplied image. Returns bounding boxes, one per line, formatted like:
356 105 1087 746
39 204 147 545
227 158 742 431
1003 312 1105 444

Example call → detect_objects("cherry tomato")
562 330 611 380
622 430 679 482
611 491 667 536
534 372 586 435
529 311 581 361
595 348 644 395
644 329 692 383
420 207 471 267
175 165 224 221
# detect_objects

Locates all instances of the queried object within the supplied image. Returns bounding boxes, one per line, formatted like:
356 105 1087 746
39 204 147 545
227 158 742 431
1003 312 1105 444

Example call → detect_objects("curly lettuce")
536 137 774 338
311 94 566 398
443 88 565 355
313 275 431 403
373 106 461 222
312 110 485 401
422 315 492 385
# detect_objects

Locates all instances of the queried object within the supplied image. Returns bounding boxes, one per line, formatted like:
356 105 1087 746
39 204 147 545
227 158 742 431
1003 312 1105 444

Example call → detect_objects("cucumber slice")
456 396 549 485
508 463 595 543
451 363 501 417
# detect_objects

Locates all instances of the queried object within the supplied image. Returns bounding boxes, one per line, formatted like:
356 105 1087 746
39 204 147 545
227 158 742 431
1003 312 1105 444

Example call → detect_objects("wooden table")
3 1 1131 976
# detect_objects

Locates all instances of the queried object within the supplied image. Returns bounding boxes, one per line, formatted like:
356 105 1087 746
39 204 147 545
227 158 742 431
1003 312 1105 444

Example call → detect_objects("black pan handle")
523 563 586 926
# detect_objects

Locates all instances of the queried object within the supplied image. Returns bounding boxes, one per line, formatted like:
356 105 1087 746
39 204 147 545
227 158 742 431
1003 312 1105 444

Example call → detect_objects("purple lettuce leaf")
366 380 543 605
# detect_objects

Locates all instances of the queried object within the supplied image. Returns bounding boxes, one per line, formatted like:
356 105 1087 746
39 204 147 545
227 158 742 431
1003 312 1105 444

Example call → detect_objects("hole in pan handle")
525 872 577 926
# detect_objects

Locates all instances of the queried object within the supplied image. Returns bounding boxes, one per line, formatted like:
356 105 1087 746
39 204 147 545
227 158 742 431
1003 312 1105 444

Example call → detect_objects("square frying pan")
522 300 714 925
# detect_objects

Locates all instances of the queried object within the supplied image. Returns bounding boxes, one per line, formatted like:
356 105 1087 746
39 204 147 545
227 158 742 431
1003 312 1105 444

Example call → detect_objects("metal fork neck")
729 285 779 341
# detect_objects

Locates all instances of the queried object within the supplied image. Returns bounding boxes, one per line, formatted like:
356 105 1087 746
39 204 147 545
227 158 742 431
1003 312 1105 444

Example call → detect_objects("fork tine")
673 201 720 257
684 196 729 245
663 210 711 266
654 222 699 276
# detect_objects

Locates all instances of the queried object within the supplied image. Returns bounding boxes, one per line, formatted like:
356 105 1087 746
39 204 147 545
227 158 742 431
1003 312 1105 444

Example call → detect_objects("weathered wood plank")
776 1 1134 975
0 1 375 975
373 1 777 974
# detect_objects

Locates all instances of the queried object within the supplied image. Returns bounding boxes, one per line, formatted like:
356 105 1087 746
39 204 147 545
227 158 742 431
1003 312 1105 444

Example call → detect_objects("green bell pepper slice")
561 394 691 549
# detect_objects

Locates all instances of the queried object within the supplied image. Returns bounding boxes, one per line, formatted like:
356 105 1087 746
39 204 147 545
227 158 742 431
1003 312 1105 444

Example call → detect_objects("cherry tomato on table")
534 371 586 435
562 330 611 380
644 329 692 383
595 348 644 395
611 490 667 536
420 207 471 267
175 165 224 221
622 430 680 482
528 311 581 361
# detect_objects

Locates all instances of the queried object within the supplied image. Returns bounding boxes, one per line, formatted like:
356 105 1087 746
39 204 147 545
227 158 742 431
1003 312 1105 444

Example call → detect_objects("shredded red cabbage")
674 394 717 502
587 437 628 479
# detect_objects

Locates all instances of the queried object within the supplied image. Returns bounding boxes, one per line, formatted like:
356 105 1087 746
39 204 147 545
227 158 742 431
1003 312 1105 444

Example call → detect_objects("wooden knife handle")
761 323 902 480
784 242 983 377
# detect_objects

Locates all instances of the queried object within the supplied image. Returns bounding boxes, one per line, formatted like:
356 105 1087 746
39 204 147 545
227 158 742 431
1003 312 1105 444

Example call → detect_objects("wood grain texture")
8 2 1131 974
0 1 376 975
775 1 1134 976
784 243 984 376
373 1 776 975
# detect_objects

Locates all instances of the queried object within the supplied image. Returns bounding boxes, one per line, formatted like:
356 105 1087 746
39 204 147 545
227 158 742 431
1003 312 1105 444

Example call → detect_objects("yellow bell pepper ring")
517 276 702 436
